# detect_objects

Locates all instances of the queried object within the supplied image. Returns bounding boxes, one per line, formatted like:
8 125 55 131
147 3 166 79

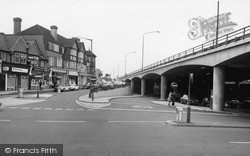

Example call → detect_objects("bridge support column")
212 66 225 111
160 75 167 100
131 79 134 94
141 78 145 96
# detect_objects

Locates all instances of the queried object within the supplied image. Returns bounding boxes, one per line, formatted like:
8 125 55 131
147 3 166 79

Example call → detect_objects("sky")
1 0 250 78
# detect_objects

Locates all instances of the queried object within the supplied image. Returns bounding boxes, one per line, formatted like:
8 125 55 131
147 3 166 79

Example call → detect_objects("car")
54 85 70 92
69 84 79 91
225 99 244 108
180 94 199 105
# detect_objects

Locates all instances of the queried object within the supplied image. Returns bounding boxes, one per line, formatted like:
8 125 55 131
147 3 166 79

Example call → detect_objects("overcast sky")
1 0 249 78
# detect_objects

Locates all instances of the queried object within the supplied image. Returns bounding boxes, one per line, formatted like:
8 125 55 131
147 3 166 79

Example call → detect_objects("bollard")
57 87 61 94
18 88 23 98
176 107 183 122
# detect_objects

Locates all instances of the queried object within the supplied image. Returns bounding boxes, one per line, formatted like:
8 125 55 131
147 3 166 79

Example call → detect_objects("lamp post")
142 31 159 70
77 36 93 51
118 60 125 77
125 51 136 76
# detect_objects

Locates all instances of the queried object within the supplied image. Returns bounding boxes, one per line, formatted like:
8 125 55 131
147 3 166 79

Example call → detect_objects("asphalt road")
0 90 250 156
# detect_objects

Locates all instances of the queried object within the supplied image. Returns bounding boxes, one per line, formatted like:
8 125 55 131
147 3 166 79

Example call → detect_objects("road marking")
132 105 153 109
76 108 84 111
108 121 165 123
20 107 31 109
0 120 11 122
9 107 18 109
44 108 53 110
36 120 86 123
54 108 63 110
32 107 42 110
230 142 250 144
65 108 74 111
98 107 175 113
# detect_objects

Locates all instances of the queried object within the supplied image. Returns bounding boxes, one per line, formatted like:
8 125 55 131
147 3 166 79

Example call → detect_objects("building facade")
0 17 97 91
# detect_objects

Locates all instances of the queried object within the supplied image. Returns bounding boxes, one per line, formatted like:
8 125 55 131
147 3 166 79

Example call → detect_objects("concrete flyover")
123 26 250 111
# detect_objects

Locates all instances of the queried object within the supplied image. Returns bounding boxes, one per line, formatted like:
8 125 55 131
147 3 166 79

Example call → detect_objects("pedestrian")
168 92 175 107
39 80 42 90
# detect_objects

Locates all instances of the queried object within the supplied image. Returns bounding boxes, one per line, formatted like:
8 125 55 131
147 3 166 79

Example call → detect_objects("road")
0 90 250 156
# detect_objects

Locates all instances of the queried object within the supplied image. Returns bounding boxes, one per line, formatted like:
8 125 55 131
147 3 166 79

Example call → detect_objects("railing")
125 25 250 77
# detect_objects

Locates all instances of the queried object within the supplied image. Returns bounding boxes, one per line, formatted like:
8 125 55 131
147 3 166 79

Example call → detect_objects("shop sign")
12 67 28 73
52 68 66 73
68 71 78 76
3 66 9 71
188 12 237 41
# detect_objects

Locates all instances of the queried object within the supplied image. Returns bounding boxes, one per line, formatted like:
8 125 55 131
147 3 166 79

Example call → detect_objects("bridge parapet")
124 25 250 79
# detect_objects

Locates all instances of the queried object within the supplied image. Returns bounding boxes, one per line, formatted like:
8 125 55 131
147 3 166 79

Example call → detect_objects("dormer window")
47 41 59 52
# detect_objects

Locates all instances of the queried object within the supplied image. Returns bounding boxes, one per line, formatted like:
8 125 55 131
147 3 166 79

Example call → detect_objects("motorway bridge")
122 25 250 111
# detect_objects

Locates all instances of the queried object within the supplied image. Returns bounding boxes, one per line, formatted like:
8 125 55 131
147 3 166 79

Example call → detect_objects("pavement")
1 89 250 129
77 94 250 129
0 89 55 107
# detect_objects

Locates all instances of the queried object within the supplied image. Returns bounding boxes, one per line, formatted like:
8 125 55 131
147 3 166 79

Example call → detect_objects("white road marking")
20 107 31 109
32 107 42 110
36 120 86 123
98 107 175 113
0 120 11 122
230 142 250 144
108 121 165 123
9 107 18 109
54 108 63 110
76 109 84 111
65 108 74 111
43 108 53 110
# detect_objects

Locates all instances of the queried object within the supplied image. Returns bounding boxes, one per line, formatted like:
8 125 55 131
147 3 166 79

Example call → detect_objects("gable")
72 42 78 50
11 37 28 53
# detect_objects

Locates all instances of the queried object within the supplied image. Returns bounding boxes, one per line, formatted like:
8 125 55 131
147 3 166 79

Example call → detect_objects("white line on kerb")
36 120 86 123
108 121 165 123
230 142 250 144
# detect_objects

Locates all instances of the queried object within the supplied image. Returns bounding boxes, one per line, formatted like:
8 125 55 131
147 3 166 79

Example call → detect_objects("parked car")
69 84 79 91
225 99 244 108
202 97 210 107
180 94 199 105
54 85 70 92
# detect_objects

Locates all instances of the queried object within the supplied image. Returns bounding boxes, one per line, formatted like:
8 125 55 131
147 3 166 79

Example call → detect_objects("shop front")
1 62 30 90
30 67 50 90
78 72 88 88
68 70 78 85
51 68 67 87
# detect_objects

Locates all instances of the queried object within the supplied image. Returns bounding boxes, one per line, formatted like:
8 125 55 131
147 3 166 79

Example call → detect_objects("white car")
69 84 79 90
60 85 70 92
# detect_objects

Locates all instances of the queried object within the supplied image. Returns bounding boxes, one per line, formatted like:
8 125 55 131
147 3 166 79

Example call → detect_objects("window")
40 61 45 67
70 56 77 61
0 51 7 61
28 56 39 66
69 61 76 69
20 53 27 64
57 58 62 67
15 53 20 63
49 57 54 66
53 44 59 52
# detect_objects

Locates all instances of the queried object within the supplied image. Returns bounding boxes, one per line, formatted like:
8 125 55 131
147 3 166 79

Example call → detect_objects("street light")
77 36 93 51
125 51 136 76
142 31 159 70
118 60 125 77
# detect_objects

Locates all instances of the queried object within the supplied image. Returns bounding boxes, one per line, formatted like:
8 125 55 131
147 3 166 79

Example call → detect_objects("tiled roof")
86 50 96 57
0 33 9 52
4 34 28 52
21 24 70 47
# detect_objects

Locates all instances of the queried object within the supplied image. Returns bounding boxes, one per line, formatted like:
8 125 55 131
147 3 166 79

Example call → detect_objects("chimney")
13 17 22 34
50 25 58 40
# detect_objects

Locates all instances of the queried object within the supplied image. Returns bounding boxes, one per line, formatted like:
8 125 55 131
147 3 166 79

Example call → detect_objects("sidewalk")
0 89 54 107
78 94 250 129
